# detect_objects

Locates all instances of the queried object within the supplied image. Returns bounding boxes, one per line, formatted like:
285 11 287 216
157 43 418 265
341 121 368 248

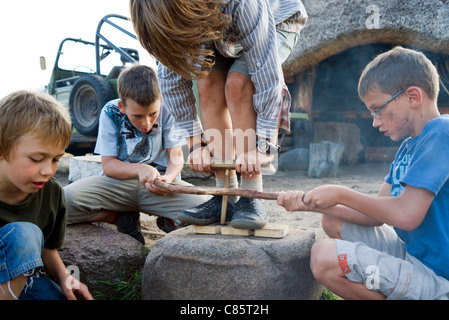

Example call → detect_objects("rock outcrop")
142 226 322 300
58 223 146 295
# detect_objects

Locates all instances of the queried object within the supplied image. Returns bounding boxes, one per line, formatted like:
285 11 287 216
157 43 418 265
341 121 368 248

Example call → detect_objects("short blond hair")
0 90 72 160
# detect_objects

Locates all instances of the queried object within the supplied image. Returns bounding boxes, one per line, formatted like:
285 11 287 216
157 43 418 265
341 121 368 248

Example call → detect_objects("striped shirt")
157 0 307 139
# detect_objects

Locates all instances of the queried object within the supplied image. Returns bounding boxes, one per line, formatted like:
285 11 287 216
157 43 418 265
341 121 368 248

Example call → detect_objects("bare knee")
321 215 343 239
0 275 27 300
310 238 338 283
197 72 225 100
197 75 213 95
225 72 254 107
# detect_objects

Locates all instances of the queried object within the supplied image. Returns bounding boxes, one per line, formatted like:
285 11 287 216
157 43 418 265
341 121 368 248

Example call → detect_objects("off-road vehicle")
43 14 140 137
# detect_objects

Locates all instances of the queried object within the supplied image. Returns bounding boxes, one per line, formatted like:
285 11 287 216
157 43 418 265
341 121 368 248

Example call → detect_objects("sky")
0 0 156 98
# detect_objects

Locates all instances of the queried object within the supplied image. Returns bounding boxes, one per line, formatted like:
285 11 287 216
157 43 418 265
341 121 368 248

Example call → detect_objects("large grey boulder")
58 223 146 295
142 226 322 300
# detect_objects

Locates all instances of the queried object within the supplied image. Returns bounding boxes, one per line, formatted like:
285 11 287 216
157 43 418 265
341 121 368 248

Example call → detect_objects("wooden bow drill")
154 161 280 225
153 179 280 201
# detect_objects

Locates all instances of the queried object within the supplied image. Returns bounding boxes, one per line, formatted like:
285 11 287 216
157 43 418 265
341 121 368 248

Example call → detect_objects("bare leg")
321 214 344 239
197 70 234 179
85 209 119 224
0 275 27 300
225 71 257 179
225 71 280 178
310 239 386 300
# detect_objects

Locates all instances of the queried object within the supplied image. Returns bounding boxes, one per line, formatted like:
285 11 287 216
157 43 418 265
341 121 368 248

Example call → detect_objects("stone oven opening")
286 44 449 164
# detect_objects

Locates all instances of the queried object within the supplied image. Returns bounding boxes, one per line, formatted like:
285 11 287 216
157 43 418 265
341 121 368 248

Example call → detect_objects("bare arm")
101 156 162 194
160 146 184 182
102 146 185 195
316 182 392 226
278 189 383 226
101 156 158 181
304 183 434 230
277 182 427 228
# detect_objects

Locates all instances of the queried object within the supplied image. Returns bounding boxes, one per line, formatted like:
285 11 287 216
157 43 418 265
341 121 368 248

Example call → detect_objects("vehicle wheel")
69 75 115 136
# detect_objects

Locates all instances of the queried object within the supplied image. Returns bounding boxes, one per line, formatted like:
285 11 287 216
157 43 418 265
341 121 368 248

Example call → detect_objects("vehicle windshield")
57 40 134 76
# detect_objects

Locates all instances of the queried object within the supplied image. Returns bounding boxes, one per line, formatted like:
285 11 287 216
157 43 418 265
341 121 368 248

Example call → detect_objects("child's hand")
62 274 93 300
303 185 344 210
277 190 308 212
149 175 172 196
137 165 165 195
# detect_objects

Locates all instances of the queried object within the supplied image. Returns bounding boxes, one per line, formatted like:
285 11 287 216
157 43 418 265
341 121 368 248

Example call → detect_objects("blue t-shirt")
385 115 449 279
94 99 185 169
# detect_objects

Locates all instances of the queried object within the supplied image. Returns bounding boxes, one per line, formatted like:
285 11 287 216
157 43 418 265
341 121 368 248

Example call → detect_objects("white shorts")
336 222 449 300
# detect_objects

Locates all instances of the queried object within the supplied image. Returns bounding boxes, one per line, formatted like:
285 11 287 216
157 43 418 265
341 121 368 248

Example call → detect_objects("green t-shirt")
0 178 67 249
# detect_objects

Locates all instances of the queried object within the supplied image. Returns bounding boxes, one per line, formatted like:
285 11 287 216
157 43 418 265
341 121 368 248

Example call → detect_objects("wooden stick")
210 160 276 174
154 180 280 200
220 169 230 225
141 230 166 237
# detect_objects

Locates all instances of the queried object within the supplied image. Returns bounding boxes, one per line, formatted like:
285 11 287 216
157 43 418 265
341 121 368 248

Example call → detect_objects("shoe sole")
177 212 218 226
230 218 268 229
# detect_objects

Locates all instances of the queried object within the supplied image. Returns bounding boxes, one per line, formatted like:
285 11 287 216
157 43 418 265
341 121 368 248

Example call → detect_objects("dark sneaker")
178 195 234 225
230 197 268 229
156 217 184 233
116 211 145 245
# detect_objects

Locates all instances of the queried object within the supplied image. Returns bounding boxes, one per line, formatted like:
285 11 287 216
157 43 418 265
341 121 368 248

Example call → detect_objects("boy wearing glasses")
277 46 449 299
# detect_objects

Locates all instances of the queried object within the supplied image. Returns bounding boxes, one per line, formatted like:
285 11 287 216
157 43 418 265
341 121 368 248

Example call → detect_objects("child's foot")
177 195 234 225
116 211 145 245
230 197 268 229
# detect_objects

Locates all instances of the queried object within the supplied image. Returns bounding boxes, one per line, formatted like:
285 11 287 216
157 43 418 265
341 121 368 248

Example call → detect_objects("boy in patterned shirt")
64 64 209 244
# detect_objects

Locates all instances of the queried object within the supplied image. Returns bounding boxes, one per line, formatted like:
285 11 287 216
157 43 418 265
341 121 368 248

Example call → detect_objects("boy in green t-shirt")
0 90 92 300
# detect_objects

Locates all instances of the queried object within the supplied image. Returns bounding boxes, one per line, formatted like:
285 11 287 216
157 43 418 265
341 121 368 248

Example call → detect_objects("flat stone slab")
142 225 322 300
68 155 102 182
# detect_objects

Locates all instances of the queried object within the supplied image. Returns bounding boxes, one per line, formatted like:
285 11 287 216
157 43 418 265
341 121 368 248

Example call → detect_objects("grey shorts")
337 222 449 300
64 175 210 225
212 28 300 76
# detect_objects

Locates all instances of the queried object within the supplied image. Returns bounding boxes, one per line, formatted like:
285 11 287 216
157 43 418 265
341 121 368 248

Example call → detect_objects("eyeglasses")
370 89 406 119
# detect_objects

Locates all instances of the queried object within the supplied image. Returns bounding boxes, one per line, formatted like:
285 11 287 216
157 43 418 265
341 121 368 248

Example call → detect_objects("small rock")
278 148 310 171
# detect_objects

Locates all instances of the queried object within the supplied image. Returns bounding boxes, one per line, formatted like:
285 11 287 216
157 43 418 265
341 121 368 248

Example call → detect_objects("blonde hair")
0 90 72 160
359 46 440 101
118 64 161 107
130 0 230 80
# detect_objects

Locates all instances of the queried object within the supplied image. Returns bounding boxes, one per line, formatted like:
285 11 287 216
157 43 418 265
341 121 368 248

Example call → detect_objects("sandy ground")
56 159 390 249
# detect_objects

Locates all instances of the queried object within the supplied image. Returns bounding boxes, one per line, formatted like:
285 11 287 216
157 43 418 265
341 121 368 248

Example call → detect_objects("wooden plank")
254 224 289 238
221 225 252 236
193 223 289 238
194 225 222 235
